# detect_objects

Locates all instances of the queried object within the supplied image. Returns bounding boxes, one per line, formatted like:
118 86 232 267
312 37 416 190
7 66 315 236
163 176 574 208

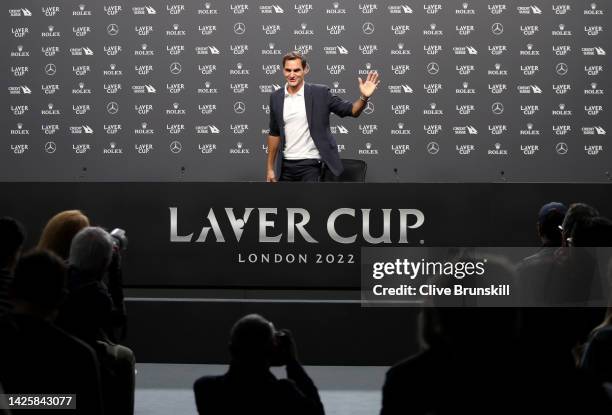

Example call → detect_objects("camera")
269 330 291 366
110 228 128 251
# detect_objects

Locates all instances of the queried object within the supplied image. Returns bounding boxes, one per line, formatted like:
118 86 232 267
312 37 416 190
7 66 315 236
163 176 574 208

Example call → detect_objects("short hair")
11 250 67 309
0 217 26 268
562 203 599 237
69 227 114 277
282 51 307 69
229 314 275 361
38 210 90 260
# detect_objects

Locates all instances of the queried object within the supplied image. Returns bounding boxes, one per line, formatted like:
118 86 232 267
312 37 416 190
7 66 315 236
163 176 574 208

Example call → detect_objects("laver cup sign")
362 247 612 307
3 2 610 181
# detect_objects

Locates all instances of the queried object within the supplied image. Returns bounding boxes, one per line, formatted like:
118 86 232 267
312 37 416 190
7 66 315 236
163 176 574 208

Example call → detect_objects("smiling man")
266 51 380 182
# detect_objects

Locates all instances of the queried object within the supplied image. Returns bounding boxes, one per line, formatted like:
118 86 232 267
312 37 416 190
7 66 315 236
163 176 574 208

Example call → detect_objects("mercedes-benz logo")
555 62 568 76
233 22 246 35
170 141 182 154
427 62 439 75
44 63 56 76
44 141 56 154
363 101 374 115
107 23 119 36
233 101 246 114
492 102 504 115
491 22 504 35
427 142 440 155
106 101 119 114
362 22 375 35
555 142 568 155
170 62 182 75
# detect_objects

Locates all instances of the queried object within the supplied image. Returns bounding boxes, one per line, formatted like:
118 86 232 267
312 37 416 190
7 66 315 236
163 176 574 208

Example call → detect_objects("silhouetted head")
0 217 26 271
561 203 599 247
229 314 276 367
570 217 612 247
10 250 67 318
537 202 567 246
38 210 90 260
69 227 114 279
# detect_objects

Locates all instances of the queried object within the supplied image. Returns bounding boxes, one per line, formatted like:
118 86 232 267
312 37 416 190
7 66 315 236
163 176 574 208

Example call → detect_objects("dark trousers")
280 159 323 182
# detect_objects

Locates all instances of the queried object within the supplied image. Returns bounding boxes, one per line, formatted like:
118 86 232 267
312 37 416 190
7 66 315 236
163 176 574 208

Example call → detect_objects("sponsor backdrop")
3 1 610 182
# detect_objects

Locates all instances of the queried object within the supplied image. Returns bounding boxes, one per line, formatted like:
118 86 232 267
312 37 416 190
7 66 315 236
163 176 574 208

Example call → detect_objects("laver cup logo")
3 1 610 177
169 208 425 244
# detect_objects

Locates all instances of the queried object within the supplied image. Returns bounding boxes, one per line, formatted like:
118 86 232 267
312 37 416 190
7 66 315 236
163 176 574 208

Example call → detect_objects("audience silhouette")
194 314 325 415
0 217 25 315
0 250 104 414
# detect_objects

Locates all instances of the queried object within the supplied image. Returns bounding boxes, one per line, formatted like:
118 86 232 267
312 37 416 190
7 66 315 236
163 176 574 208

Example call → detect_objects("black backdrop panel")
1 182 611 288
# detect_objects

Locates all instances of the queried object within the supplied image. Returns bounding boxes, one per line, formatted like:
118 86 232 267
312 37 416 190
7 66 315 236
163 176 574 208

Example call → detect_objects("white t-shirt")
282 83 321 160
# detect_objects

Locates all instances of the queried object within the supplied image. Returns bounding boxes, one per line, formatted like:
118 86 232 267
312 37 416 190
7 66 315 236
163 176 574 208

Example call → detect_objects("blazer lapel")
277 89 285 130
304 83 313 130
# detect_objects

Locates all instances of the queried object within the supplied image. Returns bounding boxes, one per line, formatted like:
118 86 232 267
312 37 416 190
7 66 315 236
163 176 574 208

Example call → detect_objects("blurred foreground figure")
194 314 324 415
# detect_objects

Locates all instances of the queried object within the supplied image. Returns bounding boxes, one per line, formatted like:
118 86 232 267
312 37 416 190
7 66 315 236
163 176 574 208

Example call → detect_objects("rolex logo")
17 123 23 129
48 26 54 32
78 82 85 88
237 142 243 149
495 63 501 70
592 82 597 89
559 24 565 30
205 2 211 9
237 63 243 69
173 24 179 30
110 64 116 70
527 44 533 50
495 143 501 150
142 122 147 128
527 123 533 130
17 45 23 52
333 81 339 88
398 43 404 49
173 102 179 109
430 23 436 30
48 103 53 109
269 43 275 49
142 44 148 50
559 103 566 110
110 142 116 149
301 23 307 30
462 82 468 88
398 123 404 129
366 142 372 149
591 3 597 10
205 81 211 87
430 103 436 109
333 2 339 8
462 2 468 9
79 4 85 10
366 63 372 69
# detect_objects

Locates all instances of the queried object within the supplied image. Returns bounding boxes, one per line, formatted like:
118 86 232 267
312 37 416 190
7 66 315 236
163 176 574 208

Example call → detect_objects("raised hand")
358 71 380 98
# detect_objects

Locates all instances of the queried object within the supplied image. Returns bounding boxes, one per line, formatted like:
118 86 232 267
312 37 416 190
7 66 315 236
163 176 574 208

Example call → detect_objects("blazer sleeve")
269 93 281 137
327 88 354 118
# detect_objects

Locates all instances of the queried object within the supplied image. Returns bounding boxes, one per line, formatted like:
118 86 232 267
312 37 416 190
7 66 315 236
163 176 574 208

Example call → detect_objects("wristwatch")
359 95 369 102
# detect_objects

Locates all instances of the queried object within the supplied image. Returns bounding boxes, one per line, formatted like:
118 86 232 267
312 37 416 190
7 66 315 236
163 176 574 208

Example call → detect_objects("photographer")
56 227 134 415
194 314 324 415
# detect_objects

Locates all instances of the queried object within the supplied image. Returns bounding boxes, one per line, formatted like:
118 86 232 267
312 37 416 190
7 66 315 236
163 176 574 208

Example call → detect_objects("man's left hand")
358 71 380 98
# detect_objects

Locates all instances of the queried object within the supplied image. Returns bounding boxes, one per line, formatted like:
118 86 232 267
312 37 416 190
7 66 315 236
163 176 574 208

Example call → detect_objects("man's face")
283 59 306 89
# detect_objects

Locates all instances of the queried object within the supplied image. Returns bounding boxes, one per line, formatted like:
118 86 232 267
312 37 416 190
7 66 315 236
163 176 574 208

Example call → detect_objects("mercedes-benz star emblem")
170 62 182 75
555 142 568 155
233 101 246 114
107 23 119 36
427 142 440 155
491 22 504 35
44 63 56 76
555 63 568 76
427 62 439 75
233 22 246 35
492 102 504 115
362 22 375 35
363 101 374 115
106 101 119 115
44 141 57 154
170 141 182 154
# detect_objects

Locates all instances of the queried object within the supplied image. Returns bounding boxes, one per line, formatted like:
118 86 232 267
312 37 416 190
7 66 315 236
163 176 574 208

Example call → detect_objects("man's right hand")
266 169 277 182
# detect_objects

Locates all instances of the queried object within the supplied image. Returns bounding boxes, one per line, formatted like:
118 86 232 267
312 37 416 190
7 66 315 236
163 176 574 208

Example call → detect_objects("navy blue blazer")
269 83 355 177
